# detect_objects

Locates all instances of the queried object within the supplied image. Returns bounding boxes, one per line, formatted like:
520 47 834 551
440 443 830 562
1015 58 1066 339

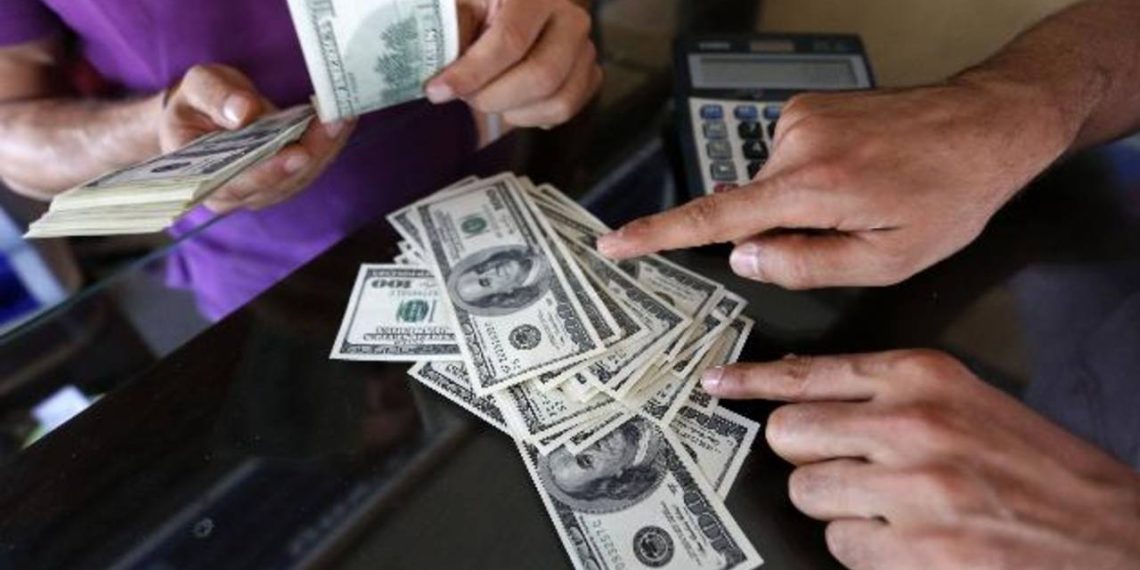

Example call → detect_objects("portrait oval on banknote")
446 245 552 317
538 417 666 514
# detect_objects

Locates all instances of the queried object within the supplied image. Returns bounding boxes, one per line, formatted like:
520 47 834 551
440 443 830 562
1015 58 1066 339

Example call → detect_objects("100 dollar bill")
330 264 460 361
519 416 762 570
412 175 606 395
287 0 459 122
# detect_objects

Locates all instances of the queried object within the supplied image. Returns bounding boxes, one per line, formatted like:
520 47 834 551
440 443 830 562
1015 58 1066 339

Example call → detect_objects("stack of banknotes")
24 106 316 238
331 173 765 570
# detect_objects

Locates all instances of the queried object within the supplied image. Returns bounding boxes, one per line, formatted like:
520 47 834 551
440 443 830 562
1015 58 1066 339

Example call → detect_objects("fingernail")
222 95 251 127
324 121 346 139
283 152 310 175
702 367 725 392
730 243 764 280
425 82 454 104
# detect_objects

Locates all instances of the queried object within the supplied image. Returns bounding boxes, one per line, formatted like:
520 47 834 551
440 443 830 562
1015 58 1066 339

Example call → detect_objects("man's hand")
702 350 1140 569
596 79 1072 289
160 64 354 213
427 0 601 128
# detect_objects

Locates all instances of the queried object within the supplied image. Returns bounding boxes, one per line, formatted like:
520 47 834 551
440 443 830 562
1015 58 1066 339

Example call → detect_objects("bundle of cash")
24 106 314 238
331 173 764 569
286 0 461 122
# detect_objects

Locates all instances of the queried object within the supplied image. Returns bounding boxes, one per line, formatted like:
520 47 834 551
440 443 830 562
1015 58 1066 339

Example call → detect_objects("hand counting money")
26 2 461 239
332 173 765 569
25 106 314 238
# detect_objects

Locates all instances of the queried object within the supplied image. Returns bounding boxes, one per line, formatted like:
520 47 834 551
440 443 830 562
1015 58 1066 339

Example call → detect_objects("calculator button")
713 183 739 193
699 104 725 120
738 121 762 140
767 120 778 140
763 105 783 121
710 161 738 182
734 105 759 121
703 121 728 140
706 140 732 160
742 140 768 160
747 161 765 179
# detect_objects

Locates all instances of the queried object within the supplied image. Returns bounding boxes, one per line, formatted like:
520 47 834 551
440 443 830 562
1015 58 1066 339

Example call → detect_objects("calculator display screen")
691 55 863 90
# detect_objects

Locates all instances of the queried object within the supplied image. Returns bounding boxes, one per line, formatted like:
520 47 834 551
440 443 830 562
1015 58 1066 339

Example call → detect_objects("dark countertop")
0 134 1138 569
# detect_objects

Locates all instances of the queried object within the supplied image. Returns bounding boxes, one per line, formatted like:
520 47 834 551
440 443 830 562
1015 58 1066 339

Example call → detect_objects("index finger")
427 2 554 102
701 354 883 402
596 179 794 259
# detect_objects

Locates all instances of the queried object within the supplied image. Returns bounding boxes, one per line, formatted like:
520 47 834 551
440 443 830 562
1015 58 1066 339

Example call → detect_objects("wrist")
950 68 1079 161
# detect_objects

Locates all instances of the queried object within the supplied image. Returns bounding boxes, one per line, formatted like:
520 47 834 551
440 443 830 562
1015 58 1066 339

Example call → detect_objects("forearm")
0 95 161 199
958 0 1140 151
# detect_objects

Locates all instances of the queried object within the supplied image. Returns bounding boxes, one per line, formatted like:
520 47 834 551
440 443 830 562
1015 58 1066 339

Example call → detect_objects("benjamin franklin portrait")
538 417 666 513
447 245 553 316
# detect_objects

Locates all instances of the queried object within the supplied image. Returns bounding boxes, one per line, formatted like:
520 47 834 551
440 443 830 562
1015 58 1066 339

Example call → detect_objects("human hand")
158 64 354 213
597 78 1073 289
702 350 1140 569
427 0 602 128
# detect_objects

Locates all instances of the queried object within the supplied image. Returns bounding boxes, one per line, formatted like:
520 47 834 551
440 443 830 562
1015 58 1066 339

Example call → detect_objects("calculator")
675 34 875 197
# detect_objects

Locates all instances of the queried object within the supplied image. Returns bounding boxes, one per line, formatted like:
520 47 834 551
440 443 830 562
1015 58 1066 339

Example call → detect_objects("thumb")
176 65 265 129
729 232 906 289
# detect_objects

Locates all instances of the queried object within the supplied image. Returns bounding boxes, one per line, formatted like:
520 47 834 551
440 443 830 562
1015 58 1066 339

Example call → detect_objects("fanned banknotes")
332 173 764 569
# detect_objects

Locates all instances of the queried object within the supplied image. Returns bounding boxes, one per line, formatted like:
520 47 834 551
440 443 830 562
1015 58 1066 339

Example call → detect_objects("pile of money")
332 173 764 569
24 106 315 238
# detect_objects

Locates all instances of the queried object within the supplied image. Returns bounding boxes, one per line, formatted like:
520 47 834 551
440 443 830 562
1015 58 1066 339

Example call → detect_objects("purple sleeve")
0 0 61 45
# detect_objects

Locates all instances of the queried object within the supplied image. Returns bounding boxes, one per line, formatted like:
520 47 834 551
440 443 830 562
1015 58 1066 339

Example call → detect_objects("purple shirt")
0 0 476 320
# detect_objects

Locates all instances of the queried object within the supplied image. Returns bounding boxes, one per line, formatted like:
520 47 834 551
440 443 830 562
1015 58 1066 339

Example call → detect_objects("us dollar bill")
407 361 509 434
671 291 747 375
495 379 618 442
561 239 690 397
286 0 460 122
536 272 649 392
518 182 619 343
630 332 728 426
563 407 635 455
688 316 754 412
411 175 605 394
529 183 611 231
388 176 479 247
330 264 460 361
518 416 763 570
667 313 725 379
537 202 723 359
671 406 760 499
526 185 726 357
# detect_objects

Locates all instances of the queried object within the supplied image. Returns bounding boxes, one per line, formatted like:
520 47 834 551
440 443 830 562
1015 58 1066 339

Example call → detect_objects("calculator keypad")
742 140 768 160
691 98 781 195
707 140 732 160
703 121 728 140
